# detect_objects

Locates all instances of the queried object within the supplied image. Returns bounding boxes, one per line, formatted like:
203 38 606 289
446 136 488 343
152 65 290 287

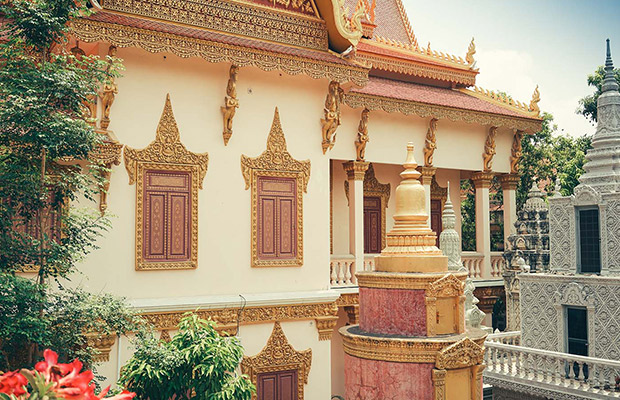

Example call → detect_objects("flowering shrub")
0 349 135 400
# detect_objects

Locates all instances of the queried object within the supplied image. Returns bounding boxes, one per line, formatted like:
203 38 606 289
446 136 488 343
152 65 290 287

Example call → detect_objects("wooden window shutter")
257 176 297 261
143 170 191 262
363 196 382 254
257 370 298 400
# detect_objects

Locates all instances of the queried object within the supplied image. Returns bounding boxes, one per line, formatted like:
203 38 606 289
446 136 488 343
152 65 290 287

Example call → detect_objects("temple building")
25 0 545 397
485 41 620 400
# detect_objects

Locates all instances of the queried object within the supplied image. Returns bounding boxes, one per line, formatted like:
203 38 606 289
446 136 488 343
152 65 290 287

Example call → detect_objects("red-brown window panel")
143 170 191 262
256 176 297 261
257 370 298 400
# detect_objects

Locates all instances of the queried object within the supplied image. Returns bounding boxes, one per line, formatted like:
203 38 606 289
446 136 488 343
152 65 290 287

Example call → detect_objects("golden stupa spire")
374 142 447 273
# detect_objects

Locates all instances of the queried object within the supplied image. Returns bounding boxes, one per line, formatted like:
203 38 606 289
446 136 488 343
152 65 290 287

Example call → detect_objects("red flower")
0 370 28 396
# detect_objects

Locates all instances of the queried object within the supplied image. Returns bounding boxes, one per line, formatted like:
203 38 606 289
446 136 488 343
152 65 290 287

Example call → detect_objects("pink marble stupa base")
345 354 435 400
359 287 427 336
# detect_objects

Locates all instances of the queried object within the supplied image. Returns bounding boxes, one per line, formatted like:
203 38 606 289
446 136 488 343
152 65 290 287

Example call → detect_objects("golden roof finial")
529 85 540 116
466 37 476 66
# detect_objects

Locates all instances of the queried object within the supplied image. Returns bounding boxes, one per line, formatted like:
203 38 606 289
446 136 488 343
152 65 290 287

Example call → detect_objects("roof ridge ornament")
529 85 541 116
460 85 540 117
466 37 476 67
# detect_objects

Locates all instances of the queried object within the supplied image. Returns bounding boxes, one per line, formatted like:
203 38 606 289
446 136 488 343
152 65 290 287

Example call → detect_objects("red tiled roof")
351 77 538 120
86 12 353 67
345 0 414 44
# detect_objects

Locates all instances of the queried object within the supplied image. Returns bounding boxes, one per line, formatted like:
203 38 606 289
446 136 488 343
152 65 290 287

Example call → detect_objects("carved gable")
435 338 484 370
428 273 464 298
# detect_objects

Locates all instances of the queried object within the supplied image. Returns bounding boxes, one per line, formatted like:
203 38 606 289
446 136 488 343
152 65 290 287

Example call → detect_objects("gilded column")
498 174 520 245
343 161 370 275
419 166 436 227
471 172 493 278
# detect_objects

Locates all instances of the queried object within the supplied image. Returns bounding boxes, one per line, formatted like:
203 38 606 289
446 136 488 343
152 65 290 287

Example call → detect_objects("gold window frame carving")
241 322 312 400
241 108 311 268
344 163 391 250
124 94 209 271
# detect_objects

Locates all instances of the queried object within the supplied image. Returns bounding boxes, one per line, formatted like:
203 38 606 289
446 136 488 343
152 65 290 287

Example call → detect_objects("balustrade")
462 252 484 278
363 255 375 272
490 252 505 277
486 331 521 345
330 255 356 287
484 341 620 398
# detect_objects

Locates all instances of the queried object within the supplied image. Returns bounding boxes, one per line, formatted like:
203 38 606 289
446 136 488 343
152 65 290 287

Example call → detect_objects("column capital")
418 166 437 185
498 173 520 190
471 171 494 189
343 160 370 181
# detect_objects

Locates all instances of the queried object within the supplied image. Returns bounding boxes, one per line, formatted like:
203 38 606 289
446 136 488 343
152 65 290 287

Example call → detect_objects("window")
257 176 297 262
430 199 443 247
143 170 191 263
577 208 601 273
363 196 381 254
566 306 588 356
257 370 298 400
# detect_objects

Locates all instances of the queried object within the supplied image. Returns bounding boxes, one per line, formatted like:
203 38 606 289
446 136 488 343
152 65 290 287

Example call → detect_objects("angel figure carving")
482 126 497 172
423 118 438 166
355 108 370 161
221 65 240 145
321 81 344 154
100 45 118 130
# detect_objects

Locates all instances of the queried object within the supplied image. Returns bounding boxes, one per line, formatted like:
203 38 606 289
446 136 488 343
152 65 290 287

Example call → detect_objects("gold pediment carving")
427 273 464 298
124 94 209 187
241 108 311 191
435 337 484 370
241 322 312 400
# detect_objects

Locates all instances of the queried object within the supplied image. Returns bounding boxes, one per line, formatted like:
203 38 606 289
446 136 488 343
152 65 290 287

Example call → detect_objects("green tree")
0 0 118 281
577 65 620 123
119 313 255 400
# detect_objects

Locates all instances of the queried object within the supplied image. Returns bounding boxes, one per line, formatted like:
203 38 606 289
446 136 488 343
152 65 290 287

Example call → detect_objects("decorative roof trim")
459 86 541 118
344 91 543 133
71 18 369 86
357 49 477 86
315 0 363 52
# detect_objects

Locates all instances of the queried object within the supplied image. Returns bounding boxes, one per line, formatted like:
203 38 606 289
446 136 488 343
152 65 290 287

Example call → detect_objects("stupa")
340 143 487 400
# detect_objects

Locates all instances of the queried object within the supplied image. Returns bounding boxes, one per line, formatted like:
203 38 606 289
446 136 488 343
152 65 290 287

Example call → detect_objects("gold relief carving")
356 271 467 290
159 329 171 342
482 126 497 172
427 273 464 298
425 296 437 337
71 19 368 87
99 0 327 50
432 369 447 400
241 322 312 400
344 163 390 249
221 65 240 146
241 108 310 268
342 160 369 181
499 173 520 191
471 171 494 189
509 130 524 174
529 85 541 116
355 108 370 161
315 316 338 340
430 176 447 213
474 364 486 400
423 118 438 167
124 95 209 270
343 305 359 324
418 166 436 186
340 326 487 363
99 45 118 130
344 92 542 133
465 37 476 67
435 338 485 370
321 81 344 154
335 292 359 307
356 53 476 87
89 129 123 215
85 333 115 362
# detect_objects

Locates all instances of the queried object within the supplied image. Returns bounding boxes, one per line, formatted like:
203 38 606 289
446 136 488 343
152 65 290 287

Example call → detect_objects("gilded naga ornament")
423 118 438 167
465 38 476 66
100 45 118 130
355 108 370 161
221 65 240 145
482 126 497 172
529 85 540 116
321 81 344 154
509 130 524 174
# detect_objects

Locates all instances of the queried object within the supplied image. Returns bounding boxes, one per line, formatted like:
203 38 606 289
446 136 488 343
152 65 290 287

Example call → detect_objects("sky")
401 0 620 137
